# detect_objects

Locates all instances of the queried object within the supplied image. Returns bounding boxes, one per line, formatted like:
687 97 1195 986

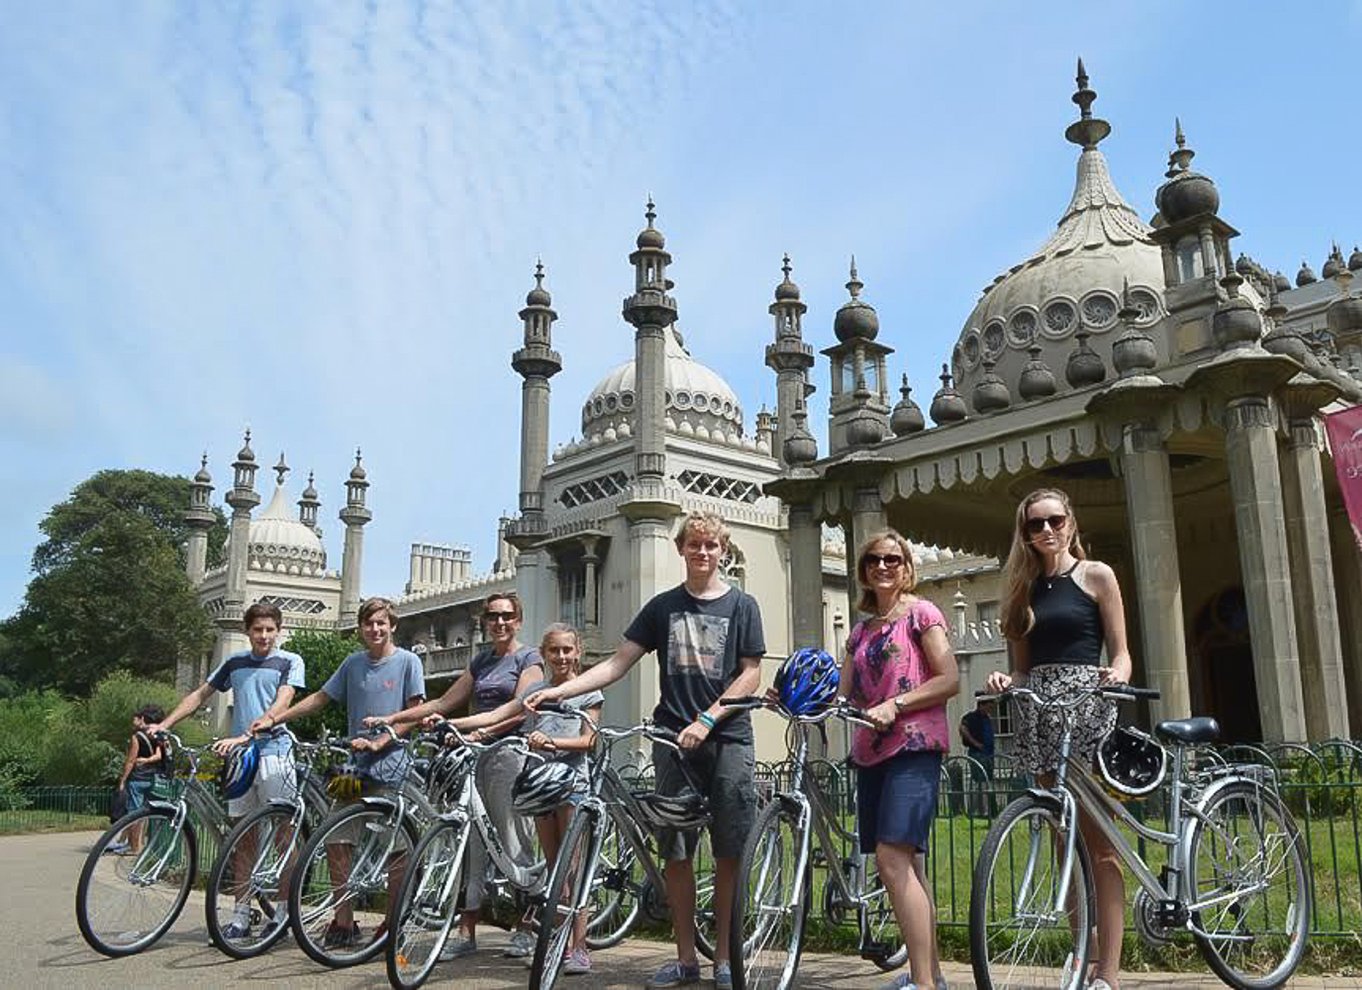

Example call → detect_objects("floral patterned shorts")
1015 663 1116 776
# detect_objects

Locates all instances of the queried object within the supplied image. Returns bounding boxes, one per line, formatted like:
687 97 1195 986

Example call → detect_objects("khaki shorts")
227 753 298 819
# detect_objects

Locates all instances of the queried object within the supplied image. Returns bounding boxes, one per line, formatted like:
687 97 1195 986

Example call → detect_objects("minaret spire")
622 198 678 487
511 259 563 536
766 253 814 467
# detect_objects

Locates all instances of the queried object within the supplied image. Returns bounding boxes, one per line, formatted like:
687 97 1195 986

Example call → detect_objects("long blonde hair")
539 622 583 682
854 529 917 614
1000 488 1087 640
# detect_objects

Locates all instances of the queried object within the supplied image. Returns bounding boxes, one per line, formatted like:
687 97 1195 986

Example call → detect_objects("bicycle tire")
206 803 308 959
530 804 600 989
730 799 810 990
288 799 415 968
386 817 468 990
859 857 908 972
1187 782 1311 990
582 808 643 950
969 795 1093 990
75 806 197 957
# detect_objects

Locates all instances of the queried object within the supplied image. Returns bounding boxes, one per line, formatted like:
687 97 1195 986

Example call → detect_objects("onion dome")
237 429 256 463
1065 328 1107 387
1111 281 1158 376
526 259 552 306
929 364 968 424
194 453 212 484
774 253 801 301
784 404 818 464
248 483 327 575
302 470 319 501
1297 260 1317 286
580 326 744 443
1018 344 1058 400
1213 271 1263 350
833 258 880 342
1274 271 1291 293
636 198 665 249
1235 253 1253 276
890 375 925 435
1324 244 1347 279
1351 246 1362 272
846 414 885 447
349 449 367 481
950 62 1162 408
1155 119 1220 224
971 358 1012 413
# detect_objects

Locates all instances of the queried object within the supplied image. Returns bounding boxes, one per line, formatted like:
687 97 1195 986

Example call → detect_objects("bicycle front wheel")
969 795 1093 990
531 804 600 989
76 806 197 957
387 818 467 990
1188 782 1311 990
731 799 809 990
289 800 414 968
206 803 307 959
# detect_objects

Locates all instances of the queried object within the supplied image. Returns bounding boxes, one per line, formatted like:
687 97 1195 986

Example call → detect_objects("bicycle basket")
1096 725 1167 799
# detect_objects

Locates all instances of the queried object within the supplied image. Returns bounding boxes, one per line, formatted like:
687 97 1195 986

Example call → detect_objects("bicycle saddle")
1153 716 1219 744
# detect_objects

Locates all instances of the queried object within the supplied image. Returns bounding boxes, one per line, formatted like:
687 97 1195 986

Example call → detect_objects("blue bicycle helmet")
775 647 840 716
220 740 260 800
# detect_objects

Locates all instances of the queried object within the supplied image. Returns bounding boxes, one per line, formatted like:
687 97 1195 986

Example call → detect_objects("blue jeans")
125 777 154 813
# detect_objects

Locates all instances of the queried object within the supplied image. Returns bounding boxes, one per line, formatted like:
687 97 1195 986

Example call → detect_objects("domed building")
177 436 374 725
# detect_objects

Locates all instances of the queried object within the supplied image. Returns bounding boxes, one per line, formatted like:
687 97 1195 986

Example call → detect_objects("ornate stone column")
580 534 600 645
787 503 824 650
1280 381 1349 739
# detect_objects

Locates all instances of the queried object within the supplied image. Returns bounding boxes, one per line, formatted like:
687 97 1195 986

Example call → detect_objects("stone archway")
1191 586 1261 742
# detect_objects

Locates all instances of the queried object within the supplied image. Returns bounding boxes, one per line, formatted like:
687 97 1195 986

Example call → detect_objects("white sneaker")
876 974 916 990
503 928 535 958
440 933 477 960
1088 981 1112 990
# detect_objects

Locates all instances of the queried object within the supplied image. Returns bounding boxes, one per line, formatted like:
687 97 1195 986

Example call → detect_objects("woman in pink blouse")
839 529 960 990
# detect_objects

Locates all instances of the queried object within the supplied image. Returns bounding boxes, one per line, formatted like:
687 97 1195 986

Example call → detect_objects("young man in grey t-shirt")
528 511 763 990
257 597 424 949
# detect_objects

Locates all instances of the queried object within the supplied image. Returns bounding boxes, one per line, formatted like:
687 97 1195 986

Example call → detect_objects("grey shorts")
652 737 755 861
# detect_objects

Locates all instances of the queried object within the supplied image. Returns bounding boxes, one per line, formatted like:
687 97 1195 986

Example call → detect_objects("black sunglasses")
484 611 518 622
863 553 904 570
1024 514 1068 535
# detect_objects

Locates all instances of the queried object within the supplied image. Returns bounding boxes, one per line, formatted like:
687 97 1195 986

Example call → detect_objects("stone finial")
1018 344 1058 400
929 364 968 424
774 252 801 302
890 374 925 435
1323 243 1347 280
1111 278 1158 377
1212 271 1263 351
1065 57 1110 150
783 402 818 465
833 255 879 341
972 358 1012 413
1065 328 1107 387
194 452 212 484
1350 246 1362 272
1297 260 1318 286
273 452 289 486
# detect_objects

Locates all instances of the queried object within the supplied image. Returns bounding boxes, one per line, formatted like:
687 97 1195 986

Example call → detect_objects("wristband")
697 712 717 731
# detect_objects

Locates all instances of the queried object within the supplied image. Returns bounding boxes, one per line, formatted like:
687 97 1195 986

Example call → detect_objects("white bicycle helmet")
511 759 579 816
1096 725 1167 799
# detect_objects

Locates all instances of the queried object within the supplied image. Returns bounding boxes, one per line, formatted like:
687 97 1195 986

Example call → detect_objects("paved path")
5 830 1345 989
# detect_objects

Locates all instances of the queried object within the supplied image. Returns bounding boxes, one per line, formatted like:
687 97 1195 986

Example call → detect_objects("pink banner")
1326 405 1362 553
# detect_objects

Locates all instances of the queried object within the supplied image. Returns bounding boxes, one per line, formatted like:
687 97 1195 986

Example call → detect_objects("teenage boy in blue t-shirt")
147 601 305 939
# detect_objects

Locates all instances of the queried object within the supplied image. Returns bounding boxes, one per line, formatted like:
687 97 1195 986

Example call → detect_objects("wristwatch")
892 695 909 713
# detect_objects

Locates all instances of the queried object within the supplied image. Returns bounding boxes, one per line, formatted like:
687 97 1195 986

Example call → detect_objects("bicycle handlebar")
721 694 874 727
976 683 1161 707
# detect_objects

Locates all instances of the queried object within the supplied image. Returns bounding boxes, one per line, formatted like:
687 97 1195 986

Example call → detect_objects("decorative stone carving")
929 364 968 424
1065 328 1107 387
1018 344 1058 400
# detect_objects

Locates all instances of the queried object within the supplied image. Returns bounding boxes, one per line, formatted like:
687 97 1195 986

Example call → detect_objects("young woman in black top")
985 488 1132 990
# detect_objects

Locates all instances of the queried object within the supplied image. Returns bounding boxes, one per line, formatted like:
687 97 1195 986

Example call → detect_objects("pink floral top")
847 599 950 767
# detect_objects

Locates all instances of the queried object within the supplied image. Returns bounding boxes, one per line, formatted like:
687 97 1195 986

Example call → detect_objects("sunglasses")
1024 514 1068 535
484 611 518 623
863 553 904 570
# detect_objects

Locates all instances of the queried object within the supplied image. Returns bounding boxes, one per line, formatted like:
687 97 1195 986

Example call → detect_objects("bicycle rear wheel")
1188 782 1311 990
970 795 1093 990
583 809 643 949
76 807 197 957
531 804 600 989
206 803 307 959
289 800 413 968
730 799 809 990
386 818 467 990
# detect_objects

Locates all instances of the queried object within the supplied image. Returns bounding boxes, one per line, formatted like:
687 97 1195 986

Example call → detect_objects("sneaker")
1088 981 1113 990
260 907 288 941
647 959 702 988
563 947 592 975
504 928 535 958
104 841 131 855
322 921 363 949
439 932 477 961
713 960 733 989
221 920 251 940
876 974 917 990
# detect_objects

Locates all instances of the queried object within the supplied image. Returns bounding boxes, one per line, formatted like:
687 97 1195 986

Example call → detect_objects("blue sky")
2 2 1360 615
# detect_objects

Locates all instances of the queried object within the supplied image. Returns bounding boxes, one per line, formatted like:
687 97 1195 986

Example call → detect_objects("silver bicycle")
969 684 1311 990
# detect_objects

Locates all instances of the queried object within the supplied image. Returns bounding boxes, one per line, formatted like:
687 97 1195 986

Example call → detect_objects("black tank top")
1026 562 1104 666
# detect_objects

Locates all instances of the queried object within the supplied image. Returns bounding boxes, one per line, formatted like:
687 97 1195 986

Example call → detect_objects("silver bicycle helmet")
511 759 579 816
1096 725 1167 798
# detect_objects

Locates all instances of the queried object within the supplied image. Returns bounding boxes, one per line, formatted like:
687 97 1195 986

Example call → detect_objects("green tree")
284 628 362 741
85 670 207 749
2 469 222 694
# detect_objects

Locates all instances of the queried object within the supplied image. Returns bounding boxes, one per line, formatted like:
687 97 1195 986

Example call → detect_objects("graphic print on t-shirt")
667 611 729 679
